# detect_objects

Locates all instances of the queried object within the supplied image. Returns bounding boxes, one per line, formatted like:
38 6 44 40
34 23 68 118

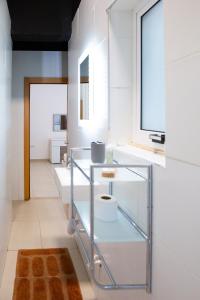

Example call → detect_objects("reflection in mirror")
53 114 67 131
80 55 89 120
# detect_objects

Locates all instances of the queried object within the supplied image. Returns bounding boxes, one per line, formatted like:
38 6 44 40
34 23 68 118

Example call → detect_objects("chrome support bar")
146 165 153 293
70 149 74 219
72 159 91 182
92 239 116 286
118 206 148 240
113 159 148 180
90 166 95 275
74 224 90 266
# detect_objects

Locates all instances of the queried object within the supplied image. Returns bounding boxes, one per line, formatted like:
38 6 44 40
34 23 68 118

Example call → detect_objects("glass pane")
141 0 165 132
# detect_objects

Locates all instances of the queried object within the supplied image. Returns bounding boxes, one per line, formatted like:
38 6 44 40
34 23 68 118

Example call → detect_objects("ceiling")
6 0 81 51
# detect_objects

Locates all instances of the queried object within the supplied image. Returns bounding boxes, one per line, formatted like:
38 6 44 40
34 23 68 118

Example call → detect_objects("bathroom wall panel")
110 88 132 144
159 10 200 296
78 0 97 56
150 235 200 300
110 37 132 88
165 0 200 63
110 10 133 39
166 53 200 166
94 0 110 45
109 9 133 144
153 158 200 280
0 0 12 284
109 11 133 88
165 0 200 166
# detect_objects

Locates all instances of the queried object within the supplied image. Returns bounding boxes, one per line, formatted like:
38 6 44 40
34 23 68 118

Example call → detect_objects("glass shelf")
74 201 145 243
73 159 146 183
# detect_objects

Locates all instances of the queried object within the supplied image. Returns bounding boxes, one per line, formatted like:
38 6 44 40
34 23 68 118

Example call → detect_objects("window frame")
134 0 165 148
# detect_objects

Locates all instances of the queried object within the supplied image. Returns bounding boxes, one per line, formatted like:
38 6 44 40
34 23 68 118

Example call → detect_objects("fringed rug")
12 248 83 300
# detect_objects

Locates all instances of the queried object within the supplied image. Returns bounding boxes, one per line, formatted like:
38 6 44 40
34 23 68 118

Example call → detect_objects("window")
140 0 165 134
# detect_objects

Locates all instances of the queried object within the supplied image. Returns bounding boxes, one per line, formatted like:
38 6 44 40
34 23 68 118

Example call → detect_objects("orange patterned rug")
12 248 83 300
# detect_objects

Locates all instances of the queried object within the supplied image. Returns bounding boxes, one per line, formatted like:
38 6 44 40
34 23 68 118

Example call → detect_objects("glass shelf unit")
70 148 153 293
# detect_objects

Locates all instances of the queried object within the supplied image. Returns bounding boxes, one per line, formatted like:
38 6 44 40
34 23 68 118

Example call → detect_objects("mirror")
79 55 89 120
53 114 67 131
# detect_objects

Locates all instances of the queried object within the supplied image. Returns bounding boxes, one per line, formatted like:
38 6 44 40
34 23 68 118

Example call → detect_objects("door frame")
24 77 68 201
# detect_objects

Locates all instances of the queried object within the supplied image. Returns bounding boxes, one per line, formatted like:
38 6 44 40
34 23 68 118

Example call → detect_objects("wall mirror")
78 50 93 126
80 56 89 120
53 114 67 131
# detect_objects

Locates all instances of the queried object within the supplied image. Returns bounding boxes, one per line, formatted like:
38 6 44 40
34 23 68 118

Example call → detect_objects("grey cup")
91 141 105 163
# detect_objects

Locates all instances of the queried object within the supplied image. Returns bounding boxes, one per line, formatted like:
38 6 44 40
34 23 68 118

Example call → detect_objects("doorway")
24 77 68 200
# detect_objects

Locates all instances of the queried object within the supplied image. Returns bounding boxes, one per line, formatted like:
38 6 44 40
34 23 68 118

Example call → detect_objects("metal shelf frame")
70 147 153 293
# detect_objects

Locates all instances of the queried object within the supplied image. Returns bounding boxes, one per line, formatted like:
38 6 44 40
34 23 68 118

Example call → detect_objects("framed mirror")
78 50 93 126
80 55 89 120
53 114 67 131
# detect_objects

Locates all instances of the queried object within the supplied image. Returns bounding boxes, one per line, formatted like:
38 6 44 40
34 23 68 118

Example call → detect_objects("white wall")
68 0 200 299
0 0 12 284
109 9 133 144
12 51 67 200
30 84 67 160
154 1 200 299
68 0 113 150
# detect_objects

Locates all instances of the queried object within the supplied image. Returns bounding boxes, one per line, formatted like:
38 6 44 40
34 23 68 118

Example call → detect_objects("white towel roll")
94 194 118 222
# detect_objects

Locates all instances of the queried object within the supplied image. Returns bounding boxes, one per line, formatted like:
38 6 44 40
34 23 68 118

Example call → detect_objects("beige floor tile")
8 221 42 250
12 200 38 222
30 160 60 198
0 251 17 300
31 187 59 198
32 198 66 221
28 197 61 205
12 198 65 222
38 207 66 221
40 220 77 249
69 247 96 300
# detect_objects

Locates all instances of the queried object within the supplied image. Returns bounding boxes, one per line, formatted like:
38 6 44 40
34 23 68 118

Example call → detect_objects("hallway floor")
30 160 60 198
0 198 95 300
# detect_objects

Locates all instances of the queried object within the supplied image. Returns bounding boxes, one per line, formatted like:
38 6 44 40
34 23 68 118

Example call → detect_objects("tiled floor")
0 198 96 300
30 160 60 198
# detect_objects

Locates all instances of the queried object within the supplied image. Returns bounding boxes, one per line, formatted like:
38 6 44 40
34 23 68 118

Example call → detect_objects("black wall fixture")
6 0 81 51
